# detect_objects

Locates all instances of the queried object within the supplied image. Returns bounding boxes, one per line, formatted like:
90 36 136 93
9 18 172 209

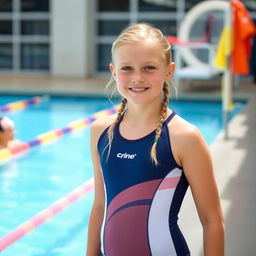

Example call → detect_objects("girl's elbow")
202 218 225 234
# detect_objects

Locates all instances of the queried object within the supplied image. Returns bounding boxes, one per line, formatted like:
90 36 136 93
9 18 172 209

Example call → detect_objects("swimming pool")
0 95 245 255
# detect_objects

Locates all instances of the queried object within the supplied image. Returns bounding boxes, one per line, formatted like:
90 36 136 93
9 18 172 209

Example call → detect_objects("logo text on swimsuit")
117 152 136 159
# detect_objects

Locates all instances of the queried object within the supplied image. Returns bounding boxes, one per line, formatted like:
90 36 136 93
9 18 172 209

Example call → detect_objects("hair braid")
150 83 170 165
106 98 127 158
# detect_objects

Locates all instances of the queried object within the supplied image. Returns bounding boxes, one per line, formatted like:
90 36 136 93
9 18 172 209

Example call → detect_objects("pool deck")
0 75 256 255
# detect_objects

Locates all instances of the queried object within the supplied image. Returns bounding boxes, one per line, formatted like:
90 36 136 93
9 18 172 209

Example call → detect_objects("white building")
0 0 255 78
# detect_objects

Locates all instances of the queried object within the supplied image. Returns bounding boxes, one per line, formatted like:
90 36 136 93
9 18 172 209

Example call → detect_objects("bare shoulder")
90 114 117 141
167 113 208 166
8 139 23 149
168 114 204 144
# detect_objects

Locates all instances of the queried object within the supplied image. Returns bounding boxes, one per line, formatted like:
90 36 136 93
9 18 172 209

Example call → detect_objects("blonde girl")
86 23 224 256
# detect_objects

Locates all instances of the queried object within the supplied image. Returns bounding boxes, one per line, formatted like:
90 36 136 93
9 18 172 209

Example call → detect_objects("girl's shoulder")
167 113 207 164
90 114 117 140
8 139 23 149
168 114 200 138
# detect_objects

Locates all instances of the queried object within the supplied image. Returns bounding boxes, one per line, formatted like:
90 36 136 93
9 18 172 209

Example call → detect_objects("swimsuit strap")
118 110 176 126
165 111 176 124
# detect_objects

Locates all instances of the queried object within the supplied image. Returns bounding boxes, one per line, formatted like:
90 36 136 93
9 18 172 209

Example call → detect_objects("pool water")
0 95 245 255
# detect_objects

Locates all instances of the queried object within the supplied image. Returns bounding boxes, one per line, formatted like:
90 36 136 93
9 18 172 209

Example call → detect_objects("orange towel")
231 0 256 74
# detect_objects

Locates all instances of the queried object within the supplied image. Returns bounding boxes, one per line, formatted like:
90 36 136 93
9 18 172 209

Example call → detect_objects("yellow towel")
214 26 233 69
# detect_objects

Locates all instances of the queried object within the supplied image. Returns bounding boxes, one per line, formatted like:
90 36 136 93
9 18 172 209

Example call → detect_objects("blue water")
0 95 245 255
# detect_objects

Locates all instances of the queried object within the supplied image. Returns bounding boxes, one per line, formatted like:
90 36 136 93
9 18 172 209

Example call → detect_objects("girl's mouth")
129 87 149 92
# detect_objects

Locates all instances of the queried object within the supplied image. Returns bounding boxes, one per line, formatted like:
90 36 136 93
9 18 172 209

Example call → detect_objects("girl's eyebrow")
119 60 158 65
116 62 130 67
144 60 158 64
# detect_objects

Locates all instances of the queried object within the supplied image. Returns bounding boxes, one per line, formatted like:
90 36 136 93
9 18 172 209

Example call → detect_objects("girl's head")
0 117 15 146
0 117 14 132
109 23 174 105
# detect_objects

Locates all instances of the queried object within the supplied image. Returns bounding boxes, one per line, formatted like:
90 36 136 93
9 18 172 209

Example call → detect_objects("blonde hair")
106 23 173 165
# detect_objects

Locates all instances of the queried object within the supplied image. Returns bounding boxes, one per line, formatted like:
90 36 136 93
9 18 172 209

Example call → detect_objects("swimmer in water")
0 117 21 150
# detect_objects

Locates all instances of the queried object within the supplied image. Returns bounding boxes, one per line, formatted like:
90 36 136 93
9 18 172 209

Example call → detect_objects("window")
139 0 176 12
0 21 12 35
98 20 129 36
20 43 49 70
0 44 12 68
0 0 12 12
21 0 49 12
138 19 176 36
98 0 129 12
0 0 50 72
185 0 202 11
21 20 49 35
97 44 112 71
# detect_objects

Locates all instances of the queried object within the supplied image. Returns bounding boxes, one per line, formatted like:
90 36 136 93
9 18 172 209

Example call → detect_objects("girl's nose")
131 72 145 84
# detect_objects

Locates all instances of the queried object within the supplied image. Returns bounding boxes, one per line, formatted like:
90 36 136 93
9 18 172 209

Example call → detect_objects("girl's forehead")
117 39 159 52
114 40 164 61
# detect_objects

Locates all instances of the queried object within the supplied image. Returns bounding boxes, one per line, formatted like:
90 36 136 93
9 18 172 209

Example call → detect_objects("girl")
86 23 224 256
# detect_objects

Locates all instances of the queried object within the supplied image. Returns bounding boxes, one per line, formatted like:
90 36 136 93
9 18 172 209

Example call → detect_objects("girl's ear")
109 63 116 80
166 62 175 81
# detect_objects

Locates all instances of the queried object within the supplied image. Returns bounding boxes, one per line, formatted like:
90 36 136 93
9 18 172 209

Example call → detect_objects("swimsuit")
98 111 190 256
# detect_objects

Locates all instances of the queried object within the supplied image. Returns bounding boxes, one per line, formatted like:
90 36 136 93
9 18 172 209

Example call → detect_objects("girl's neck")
126 102 162 123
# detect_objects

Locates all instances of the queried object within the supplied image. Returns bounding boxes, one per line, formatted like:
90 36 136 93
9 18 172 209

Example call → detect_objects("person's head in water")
0 117 15 148
107 23 175 164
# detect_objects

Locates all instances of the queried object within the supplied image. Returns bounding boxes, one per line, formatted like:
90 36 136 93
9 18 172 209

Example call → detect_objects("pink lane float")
0 105 118 164
0 178 94 252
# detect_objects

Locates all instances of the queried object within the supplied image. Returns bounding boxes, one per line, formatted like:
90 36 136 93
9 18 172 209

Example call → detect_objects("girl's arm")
86 122 105 256
177 125 225 256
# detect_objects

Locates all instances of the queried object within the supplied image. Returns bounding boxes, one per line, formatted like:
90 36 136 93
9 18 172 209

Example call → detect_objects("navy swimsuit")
98 112 190 256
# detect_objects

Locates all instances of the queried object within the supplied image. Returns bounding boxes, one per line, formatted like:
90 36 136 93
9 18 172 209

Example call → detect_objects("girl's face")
0 128 14 143
110 40 174 105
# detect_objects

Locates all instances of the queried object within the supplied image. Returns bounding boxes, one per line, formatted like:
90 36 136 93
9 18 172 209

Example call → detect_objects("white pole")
223 0 232 139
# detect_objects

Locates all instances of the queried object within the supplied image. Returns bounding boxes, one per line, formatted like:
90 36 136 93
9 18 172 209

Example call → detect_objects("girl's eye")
121 66 132 71
145 66 156 70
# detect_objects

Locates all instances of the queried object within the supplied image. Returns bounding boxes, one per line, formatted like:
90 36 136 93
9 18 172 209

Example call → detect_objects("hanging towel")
231 0 256 74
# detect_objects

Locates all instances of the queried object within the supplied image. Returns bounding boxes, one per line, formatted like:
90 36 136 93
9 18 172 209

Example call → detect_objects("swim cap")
0 117 14 131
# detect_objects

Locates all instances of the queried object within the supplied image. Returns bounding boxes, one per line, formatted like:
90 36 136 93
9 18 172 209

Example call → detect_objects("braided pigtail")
105 97 127 159
150 82 170 165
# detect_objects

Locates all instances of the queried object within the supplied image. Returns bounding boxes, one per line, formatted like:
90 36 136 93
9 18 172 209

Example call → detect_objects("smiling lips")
129 87 149 92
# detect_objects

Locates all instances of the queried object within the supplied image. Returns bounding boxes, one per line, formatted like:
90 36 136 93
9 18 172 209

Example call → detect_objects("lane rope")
0 105 118 164
0 96 44 113
0 178 94 252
